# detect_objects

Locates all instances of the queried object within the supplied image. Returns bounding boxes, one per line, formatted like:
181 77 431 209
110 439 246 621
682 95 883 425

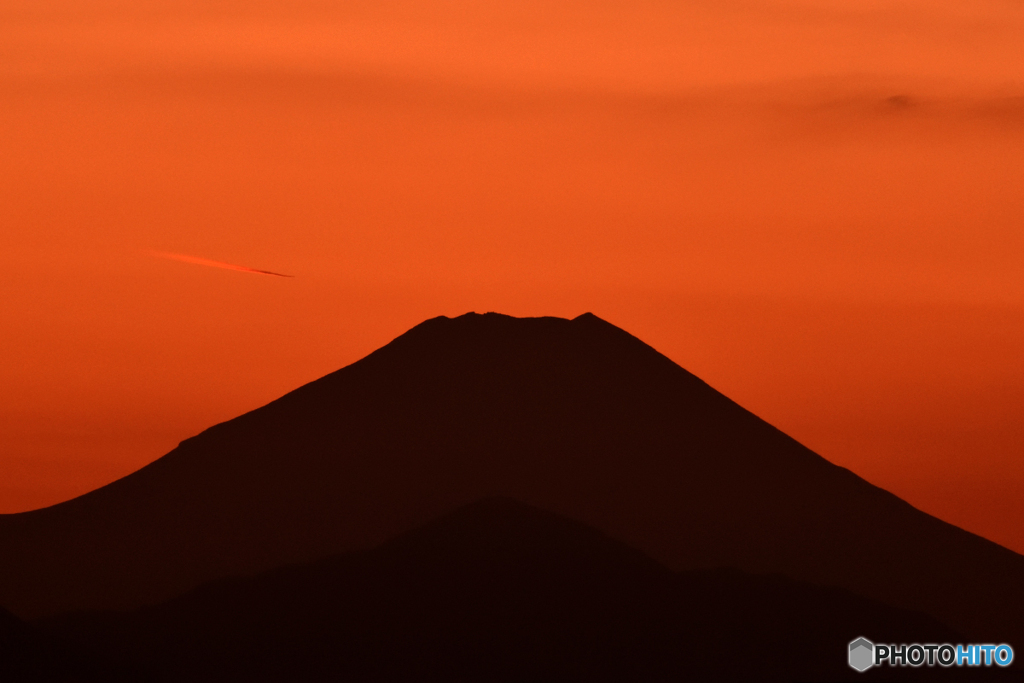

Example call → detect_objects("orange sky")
2 0 1022 552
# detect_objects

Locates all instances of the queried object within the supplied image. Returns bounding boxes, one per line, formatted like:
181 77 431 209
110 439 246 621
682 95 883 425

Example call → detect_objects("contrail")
150 251 294 278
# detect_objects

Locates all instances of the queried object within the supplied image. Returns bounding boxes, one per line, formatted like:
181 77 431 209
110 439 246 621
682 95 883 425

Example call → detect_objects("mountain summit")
0 313 1021 644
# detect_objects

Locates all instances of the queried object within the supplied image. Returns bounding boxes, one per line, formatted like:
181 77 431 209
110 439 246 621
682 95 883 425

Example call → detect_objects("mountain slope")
0 604 131 682
1 312 1021 646
43 498 995 682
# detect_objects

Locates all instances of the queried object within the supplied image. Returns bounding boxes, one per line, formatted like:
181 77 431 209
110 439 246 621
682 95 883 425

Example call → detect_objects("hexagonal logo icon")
849 637 875 672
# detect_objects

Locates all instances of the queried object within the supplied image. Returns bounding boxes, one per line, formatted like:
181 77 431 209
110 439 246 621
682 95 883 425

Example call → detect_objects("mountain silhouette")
42 498 1010 682
0 312 1021 649
0 604 133 682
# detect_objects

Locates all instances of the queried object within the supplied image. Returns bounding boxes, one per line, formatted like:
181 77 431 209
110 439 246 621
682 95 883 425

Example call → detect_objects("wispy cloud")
150 251 293 278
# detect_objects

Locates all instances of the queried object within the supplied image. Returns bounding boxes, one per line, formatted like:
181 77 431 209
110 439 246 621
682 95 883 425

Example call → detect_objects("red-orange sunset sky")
2 0 1023 552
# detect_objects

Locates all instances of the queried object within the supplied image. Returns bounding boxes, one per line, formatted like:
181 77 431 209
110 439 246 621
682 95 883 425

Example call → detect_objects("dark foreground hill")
0 605 133 682
0 313 1022 648
41 499 1012 682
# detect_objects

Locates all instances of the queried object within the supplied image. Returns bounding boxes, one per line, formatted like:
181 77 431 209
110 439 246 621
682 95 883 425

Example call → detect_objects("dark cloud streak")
150 251 294 278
